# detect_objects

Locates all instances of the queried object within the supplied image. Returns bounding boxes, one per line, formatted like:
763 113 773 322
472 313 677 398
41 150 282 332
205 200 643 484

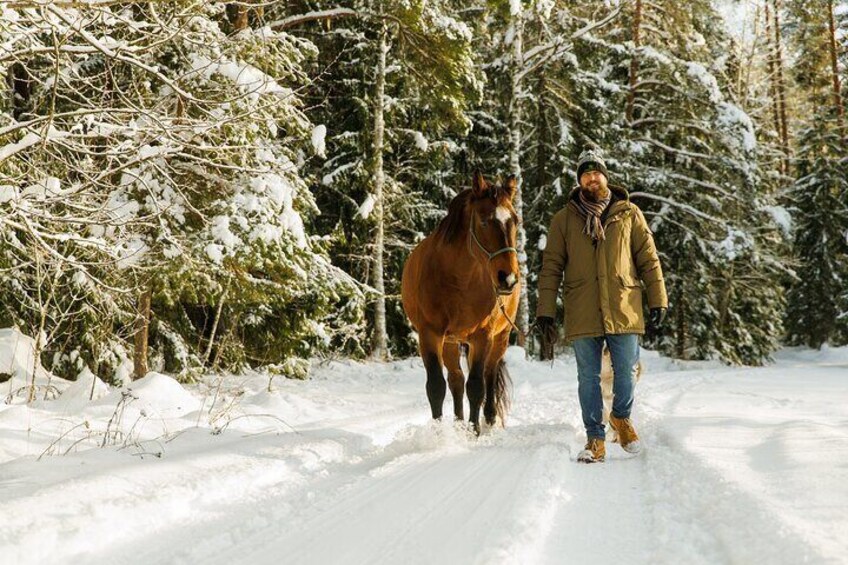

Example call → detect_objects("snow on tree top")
189 54 293 103
312 125 327 158
717 102 757 153
686 62 723 104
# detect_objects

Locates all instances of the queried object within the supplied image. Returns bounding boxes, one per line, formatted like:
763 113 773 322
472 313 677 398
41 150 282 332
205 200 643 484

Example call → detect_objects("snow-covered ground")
1 337 847 565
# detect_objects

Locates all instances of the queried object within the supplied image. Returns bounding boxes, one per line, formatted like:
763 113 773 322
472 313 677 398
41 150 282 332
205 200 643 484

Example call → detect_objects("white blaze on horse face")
495 206 511 225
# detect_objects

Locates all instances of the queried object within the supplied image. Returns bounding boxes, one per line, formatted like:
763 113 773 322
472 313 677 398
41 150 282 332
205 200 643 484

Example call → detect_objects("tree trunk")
371 24 390 361
9 62 32 121
535 75 549 197
627 0 642 124
133 285 152 380
675 293 687 360
29 249 47 403
228 4 249 32
536 73 553 361
827 0 845 138
204 277 231 366
30 297 46 403
772 0 790 172
509 3 530 340
764 3 783 148
717 265 734 334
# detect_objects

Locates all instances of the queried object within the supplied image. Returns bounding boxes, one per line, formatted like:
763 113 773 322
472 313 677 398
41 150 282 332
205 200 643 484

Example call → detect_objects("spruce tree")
783 0 848 347
286 0 480 358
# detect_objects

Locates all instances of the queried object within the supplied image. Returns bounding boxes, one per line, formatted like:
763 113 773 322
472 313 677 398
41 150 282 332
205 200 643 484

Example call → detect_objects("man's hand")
536 316 558 345
649 307 667 330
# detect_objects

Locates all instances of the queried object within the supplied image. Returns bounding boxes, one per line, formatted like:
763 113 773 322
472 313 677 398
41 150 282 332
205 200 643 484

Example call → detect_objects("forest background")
0 0 846 390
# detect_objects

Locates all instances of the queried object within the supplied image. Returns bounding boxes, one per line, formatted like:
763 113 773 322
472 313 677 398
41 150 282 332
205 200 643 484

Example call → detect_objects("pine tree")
287 0 480 359
783 0 848 347
550 0 788 363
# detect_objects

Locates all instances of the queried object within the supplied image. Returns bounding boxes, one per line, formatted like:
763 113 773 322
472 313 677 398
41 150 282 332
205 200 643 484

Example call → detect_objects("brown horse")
401 171 521 433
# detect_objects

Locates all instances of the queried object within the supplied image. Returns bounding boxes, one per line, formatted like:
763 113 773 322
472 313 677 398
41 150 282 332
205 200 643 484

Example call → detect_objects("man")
536 146 668 463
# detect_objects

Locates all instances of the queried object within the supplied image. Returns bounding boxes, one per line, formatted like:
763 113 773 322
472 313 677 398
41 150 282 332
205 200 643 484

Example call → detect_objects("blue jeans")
572 334 640 440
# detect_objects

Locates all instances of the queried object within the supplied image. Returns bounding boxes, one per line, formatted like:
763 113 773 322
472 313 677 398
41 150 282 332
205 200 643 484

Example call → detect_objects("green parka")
536 185 668 341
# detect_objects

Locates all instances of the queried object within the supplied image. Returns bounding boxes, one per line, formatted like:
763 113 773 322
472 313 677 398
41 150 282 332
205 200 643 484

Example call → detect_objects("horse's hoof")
452 420 473 439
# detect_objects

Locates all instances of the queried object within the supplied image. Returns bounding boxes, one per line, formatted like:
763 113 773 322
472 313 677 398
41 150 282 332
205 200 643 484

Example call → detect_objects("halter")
467 210 533 348
468 211 518 261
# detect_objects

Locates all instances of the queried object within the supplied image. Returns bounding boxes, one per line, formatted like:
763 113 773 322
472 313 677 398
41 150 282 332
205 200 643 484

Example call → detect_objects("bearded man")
536 146 668 463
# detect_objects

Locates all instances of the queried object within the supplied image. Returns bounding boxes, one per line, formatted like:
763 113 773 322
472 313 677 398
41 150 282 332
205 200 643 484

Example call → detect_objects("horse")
401 171 521 434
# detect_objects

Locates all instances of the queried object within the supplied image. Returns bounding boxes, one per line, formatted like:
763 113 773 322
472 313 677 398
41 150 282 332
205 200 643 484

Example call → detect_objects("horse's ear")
472 170 488 198
504 175 518 201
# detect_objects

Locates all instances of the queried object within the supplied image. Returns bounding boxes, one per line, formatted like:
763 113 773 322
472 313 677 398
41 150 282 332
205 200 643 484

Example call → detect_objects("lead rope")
492 287 537 349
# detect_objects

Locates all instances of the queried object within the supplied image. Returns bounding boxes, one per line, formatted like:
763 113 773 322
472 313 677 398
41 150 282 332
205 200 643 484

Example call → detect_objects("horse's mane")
434 189 473 244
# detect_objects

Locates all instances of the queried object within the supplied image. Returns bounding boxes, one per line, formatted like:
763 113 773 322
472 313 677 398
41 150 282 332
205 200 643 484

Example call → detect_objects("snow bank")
773 344 848 365
1 344 846 564
94 371 201 418
0 328 64 402
47 367 109 413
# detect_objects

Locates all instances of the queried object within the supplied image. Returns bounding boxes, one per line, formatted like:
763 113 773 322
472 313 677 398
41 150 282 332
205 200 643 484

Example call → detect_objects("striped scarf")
576 189 611 241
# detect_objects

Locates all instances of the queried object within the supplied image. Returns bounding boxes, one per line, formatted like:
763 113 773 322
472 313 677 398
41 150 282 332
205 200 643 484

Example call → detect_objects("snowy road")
1 347 847 564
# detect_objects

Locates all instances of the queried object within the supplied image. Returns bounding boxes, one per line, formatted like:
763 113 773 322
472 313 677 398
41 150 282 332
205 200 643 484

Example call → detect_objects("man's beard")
581 183 607 201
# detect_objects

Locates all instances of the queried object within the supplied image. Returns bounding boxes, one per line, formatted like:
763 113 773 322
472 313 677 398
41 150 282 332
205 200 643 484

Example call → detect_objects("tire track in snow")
635 381 827 564
527 365 826 565
84 420 576 565
224 426 576 565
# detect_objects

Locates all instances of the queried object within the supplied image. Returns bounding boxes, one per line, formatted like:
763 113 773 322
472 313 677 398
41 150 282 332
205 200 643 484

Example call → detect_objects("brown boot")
609 415 642 454
577 438 605 463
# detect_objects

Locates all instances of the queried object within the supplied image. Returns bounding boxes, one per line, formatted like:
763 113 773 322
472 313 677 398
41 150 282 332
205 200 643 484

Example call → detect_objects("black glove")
648 307 667 331
536 316 558 344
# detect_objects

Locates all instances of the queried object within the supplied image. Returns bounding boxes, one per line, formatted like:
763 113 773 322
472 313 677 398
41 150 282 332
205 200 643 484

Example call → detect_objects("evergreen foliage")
1 0 845 382
783 0 848 347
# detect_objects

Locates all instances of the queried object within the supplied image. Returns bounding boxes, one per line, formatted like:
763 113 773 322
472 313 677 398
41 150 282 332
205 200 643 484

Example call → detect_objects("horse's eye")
480 220 488 228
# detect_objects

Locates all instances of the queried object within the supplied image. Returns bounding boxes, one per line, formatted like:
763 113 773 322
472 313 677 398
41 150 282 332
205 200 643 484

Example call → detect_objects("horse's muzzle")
497 271 519 295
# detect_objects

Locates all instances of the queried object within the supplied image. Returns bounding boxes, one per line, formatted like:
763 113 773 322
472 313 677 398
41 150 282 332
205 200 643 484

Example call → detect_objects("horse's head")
469 170 521 296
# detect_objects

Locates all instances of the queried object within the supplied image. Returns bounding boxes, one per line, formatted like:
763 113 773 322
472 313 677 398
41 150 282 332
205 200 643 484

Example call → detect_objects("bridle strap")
466 211 534 348
468 212 518 261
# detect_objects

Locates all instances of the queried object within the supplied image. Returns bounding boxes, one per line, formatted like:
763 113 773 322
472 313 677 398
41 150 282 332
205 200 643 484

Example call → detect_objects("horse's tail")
494 359 513 426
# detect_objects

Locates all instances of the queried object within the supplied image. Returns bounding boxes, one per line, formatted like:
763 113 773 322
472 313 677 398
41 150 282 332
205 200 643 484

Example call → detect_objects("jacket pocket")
618 274 642 288
616 274 644 329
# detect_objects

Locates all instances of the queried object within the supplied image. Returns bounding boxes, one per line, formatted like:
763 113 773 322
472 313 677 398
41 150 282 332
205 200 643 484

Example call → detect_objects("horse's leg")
466 334 492 434
419 328 447 420
442 341 465 421
484 330 511 427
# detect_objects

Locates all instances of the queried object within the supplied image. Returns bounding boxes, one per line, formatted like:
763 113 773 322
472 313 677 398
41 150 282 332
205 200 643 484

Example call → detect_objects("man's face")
579 169 608 201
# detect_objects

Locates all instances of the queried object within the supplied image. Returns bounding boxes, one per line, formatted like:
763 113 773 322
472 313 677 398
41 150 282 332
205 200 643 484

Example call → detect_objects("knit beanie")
576 145 608 181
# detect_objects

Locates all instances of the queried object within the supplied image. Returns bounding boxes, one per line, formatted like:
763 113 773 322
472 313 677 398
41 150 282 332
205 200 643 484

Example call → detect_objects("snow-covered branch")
269 8 358 30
